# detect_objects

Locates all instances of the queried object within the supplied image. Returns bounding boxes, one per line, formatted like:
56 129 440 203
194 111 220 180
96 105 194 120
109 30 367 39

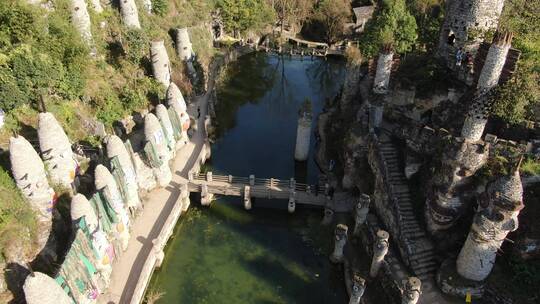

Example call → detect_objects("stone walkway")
99 59 217 303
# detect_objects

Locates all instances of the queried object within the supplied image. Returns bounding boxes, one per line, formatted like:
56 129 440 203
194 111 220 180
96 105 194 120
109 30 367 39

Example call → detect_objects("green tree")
407 0 444 51
217 0 274 37
313 0 351 45
360 0 417 57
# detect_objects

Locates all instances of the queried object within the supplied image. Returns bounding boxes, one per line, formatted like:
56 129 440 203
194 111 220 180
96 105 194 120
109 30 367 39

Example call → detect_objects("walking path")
99 59 218 304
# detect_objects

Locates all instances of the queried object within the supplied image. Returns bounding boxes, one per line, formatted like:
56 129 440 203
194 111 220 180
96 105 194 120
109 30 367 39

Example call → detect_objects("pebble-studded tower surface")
438 0 506 61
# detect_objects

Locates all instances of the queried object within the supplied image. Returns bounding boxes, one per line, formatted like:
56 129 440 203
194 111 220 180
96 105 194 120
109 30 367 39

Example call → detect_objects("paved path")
100 58 218 303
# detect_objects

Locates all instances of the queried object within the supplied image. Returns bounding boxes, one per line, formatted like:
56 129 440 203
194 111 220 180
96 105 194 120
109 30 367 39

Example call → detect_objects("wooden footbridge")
186 172 355 212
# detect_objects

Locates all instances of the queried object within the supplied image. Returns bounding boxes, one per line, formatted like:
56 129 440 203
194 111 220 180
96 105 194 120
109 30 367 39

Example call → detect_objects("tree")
360 0 417 56
273 0 316 35
217 0 275 38
407 0 444 51
314 0 351 45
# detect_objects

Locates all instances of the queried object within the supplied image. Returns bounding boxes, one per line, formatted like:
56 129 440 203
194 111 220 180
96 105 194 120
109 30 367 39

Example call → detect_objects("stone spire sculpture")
167 82 187 112
71 0 94 51
370 230 389 277
70 194 113 273
144 113 172 186
24 272 72 304
156 104 176 156
38 112 78 188
402 277 422 304
95 164 131 250
349 273 366 304
461 32 513 142
10 135 56 255
176 28 194 61
119 0 141 29
151 40 171 87
340 47 363 109
353 194 370 236
141 0 152 14
106 135 141 213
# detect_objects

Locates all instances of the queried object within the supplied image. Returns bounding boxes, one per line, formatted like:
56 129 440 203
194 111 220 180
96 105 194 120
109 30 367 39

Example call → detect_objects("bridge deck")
187 173 355 212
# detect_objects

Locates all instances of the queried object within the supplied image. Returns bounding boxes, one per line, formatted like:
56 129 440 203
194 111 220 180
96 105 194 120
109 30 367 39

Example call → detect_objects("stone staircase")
377 137 438 282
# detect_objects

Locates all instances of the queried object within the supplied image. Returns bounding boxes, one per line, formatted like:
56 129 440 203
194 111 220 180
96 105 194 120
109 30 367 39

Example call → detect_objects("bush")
123 29 149 64
152 0 169 17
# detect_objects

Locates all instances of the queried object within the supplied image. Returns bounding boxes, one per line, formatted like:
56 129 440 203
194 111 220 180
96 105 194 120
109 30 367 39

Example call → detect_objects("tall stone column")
156 104 176 156
71 0 94 47
106 135 141 212
119 0 141 29
373 46 394 94
330 224 348 263
10 135 55 255
370 230 389 277
349 273 366 304
95 164 131 250
402 277 422 304
176 28 194 61
368 99 384 131
456 169 523 281
167 82 187 111
144 113 172 187
294 114 312 161
353 194 370 236
461 32 512 142
38 112 78 189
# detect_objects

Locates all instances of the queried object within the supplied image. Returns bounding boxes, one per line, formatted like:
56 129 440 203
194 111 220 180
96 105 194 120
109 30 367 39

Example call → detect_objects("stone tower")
461 31 512 142
119 0 141 29
438 0 506 61
150 40 171 87
176 28 194 61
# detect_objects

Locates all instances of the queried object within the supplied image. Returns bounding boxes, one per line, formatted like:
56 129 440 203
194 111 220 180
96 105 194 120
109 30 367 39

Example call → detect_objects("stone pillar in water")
370 230 389 277
156 104 176 157
95 164 131 250
461 31 512 142
402 277 422 304
176 28 194 61
38 112 78 189
349 273 366 304
106 135 141 212
119 0 141 29
456 169 523 281
244 185 252 210
373 46 394 94
151 40 171 87
353 194 370 236
294 113 312 161
10 135 55 256
144 113 172 187
330 224 348 263
71 0 94 48
24 272 73 304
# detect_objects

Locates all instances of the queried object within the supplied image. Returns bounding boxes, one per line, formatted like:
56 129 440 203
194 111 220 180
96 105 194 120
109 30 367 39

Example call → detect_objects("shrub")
123 29 149 64
152 0 169 17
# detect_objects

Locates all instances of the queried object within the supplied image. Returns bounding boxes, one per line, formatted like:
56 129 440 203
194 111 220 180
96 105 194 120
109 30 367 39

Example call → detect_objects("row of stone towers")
17 0 199 302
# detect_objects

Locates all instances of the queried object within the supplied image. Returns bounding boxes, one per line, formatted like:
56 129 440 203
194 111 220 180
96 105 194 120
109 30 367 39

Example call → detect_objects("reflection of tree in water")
215 53 276 137
264 55 295 116
306 58 345 96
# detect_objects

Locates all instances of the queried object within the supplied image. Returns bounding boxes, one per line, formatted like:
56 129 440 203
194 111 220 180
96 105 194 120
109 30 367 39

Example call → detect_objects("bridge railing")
191 172 328 196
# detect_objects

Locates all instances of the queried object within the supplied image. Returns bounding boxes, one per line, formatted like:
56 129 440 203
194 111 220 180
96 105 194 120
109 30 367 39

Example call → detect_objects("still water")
147 53 346 303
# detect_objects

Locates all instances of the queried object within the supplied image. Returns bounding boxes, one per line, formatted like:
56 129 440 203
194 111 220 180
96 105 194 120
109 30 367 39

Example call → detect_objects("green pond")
147 53 347 303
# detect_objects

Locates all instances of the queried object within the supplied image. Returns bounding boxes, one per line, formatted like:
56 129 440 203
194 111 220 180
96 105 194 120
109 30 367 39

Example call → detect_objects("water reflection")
147 54 346 303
